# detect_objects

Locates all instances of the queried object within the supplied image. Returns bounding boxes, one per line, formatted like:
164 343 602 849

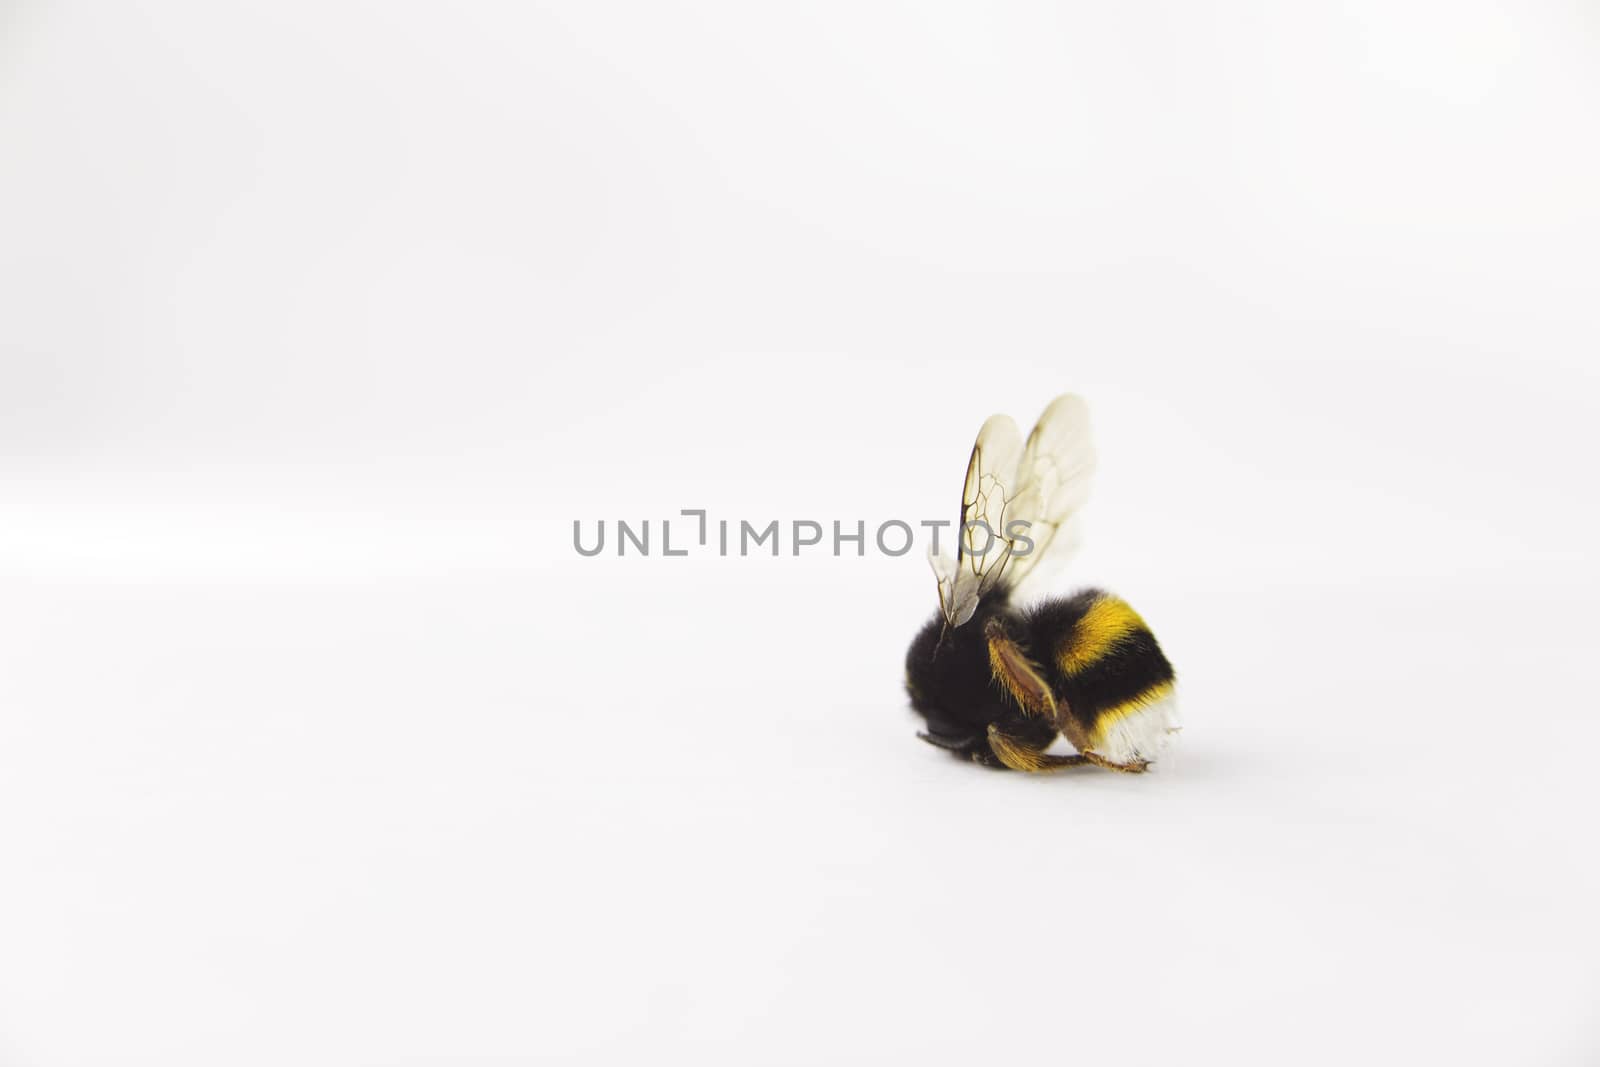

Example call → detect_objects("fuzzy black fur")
903 591 1048 767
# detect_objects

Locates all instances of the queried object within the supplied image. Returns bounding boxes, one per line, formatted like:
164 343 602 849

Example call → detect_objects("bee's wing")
1001 393 1098 600
930 396 1097 627
928 541 961 625
931 413 1024 628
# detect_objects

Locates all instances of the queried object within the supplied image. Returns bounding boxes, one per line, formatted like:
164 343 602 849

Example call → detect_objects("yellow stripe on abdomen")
1056 595 1148 675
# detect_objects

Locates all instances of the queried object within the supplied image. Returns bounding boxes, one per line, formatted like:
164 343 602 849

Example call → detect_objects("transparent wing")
928 541 960 625
1002 394 1097 599
927 413 1022 628
952 413 1025 624
927 394 1097 627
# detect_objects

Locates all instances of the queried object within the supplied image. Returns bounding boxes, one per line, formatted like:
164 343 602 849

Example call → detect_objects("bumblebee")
905 394 1177 773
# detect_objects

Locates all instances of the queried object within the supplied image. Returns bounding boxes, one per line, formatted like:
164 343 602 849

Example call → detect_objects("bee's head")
903 606 1006 746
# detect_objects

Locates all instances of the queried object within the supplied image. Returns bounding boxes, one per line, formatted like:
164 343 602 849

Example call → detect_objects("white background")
3 3 1598 1065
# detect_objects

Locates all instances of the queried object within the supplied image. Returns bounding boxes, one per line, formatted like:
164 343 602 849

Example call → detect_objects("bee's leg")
1082 751 1150 774
986 726 1089 773
983 618 1058 719
918 730 1005 768
969 744 1007 769
916 731 973 752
